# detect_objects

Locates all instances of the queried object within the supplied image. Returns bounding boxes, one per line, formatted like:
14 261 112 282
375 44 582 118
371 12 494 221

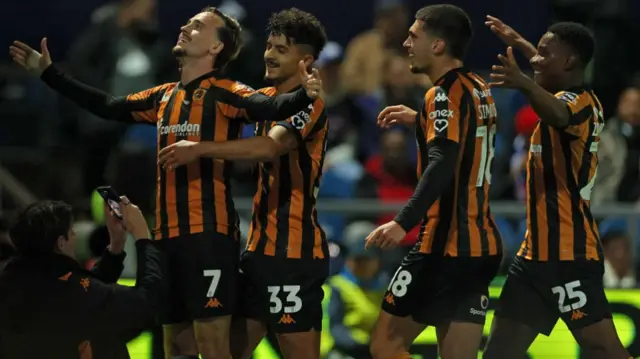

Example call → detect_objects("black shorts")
380 249 501 327
495 256 612 336
160 232 240 324
236 250 329 333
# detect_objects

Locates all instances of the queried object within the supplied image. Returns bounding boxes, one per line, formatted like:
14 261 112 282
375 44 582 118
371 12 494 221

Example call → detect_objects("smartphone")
96 186 123 220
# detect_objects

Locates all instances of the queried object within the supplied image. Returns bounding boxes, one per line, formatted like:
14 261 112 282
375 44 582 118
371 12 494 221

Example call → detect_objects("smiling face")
403 20 434 74
263 33 312 84
172 11 224 61
529 32 573 92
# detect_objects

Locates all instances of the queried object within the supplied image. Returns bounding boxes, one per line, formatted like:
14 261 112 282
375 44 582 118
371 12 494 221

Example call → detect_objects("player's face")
173 12 223 60
530 32 572 91
403 20 432 74
263 34 312 84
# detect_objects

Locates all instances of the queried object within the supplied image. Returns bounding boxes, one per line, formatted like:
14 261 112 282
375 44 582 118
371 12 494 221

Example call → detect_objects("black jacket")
0 240 162 359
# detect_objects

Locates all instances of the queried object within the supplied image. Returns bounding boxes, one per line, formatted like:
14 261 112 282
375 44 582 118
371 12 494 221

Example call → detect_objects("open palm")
9 38 52 77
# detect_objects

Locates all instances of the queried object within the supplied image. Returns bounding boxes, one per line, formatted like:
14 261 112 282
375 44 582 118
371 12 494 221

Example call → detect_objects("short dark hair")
547 22 594 69
9 201 73 254
415 4 473 59
266 8 328 59
202 6 243 71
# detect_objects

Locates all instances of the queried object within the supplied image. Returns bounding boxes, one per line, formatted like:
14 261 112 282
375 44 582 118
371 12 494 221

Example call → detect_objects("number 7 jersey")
415 68 502 258
518 89 605 262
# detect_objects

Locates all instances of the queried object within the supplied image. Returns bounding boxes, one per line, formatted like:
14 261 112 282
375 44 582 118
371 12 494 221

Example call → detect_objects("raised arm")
215 61 323 122
10 38 172 124
485 15 537 61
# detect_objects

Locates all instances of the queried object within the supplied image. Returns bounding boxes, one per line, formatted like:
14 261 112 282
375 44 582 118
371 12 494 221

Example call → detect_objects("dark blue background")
3 0 551 69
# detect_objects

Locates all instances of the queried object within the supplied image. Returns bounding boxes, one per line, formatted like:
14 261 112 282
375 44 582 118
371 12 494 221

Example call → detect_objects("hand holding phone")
96 186 123 220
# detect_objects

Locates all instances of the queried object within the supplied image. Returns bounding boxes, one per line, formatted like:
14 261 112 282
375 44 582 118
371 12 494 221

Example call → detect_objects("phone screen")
107 199 123 219
96 186 123 219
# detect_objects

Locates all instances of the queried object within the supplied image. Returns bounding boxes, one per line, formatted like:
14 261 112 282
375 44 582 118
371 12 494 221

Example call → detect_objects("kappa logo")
384 293 395 305
433 119 449 133
205 297 223 308
570 309 587 321
80 278 90 292
278 314 296 324
434 92 449 102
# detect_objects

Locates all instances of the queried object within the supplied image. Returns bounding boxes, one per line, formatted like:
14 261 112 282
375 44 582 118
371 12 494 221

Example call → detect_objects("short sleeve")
424 84 464 143
555 91 594 137
125 83 175 124
274 99 326 142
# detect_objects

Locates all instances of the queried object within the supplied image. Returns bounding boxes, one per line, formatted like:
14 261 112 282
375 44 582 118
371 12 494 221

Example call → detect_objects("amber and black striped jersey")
40 66 315 240
518 89 604 262
414 68 502 257
245 86 329 261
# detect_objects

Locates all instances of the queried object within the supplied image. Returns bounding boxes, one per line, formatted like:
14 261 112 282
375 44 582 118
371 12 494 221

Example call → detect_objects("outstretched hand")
377 105 418 129
489 47 532 90
9 38 52 76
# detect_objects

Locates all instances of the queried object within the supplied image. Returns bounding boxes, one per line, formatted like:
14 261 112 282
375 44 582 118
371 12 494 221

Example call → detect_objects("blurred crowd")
1 1 640 350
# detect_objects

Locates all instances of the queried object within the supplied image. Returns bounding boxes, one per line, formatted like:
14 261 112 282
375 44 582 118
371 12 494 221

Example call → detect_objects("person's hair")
202 6 243 71
266 8 328 59
601 230 630 247
547 22 594 69
415 4 473 59
9 200 73 254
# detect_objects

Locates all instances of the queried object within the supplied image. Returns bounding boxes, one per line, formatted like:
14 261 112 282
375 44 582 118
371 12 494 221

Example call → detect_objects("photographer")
0 197 162 359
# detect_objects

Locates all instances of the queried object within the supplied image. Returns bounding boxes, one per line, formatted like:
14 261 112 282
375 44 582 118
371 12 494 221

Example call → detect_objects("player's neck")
179 57 216 85
557 72 585 93
427 59 464 83
274 75 301 94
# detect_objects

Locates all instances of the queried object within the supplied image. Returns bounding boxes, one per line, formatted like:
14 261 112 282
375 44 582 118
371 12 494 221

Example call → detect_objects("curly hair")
266 8 327 59
202 6 243 71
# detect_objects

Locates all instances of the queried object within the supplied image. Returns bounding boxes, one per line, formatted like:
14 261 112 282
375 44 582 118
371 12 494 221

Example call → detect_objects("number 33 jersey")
415 68 502 258
518 89 605 262
246 86 329 261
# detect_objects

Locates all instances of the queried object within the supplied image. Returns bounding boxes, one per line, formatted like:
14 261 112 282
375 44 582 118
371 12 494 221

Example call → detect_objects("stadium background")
1 0 640 357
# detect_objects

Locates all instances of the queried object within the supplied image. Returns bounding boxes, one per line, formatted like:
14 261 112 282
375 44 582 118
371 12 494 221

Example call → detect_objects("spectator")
602 230 637 288
64 0 175 194
341 0 409 95
0 199 162 359
327 221 386 358
594 79 640 204
316 42 367 153
357 130 417 247
510 105 538 202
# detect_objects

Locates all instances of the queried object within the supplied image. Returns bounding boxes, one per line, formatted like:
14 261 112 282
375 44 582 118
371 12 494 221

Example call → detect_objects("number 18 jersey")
414 68 502 258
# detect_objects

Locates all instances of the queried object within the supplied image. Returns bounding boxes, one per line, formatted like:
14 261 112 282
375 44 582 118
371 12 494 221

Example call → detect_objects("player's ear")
564 54 578 71
432 39 446 55
210 41 224 56
302 54 315 70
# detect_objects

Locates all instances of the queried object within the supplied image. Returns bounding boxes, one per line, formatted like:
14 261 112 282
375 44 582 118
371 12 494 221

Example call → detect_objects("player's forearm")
521 80 570 128
196 137 283 162
41 64 134 122
394 139 459 232
516 38 538 61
